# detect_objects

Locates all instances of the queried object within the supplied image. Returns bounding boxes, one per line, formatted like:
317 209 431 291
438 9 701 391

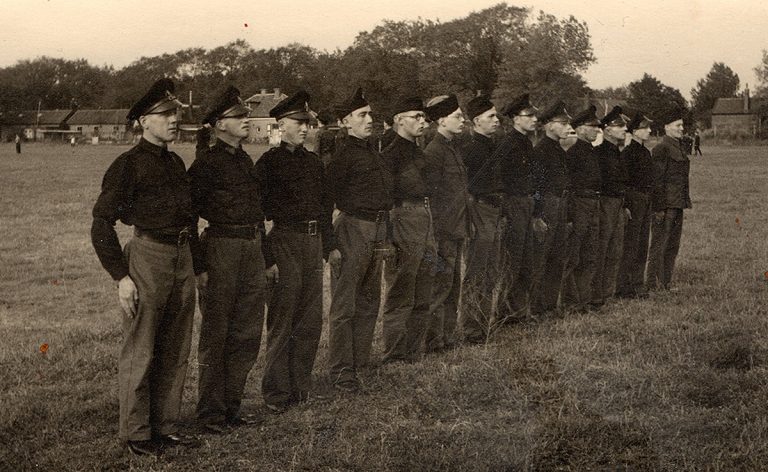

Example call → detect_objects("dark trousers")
562 196 600 310
498 195 535 319
197 234 266 424
120 236 195 441
647 208 684 289
461 201 503 341
383 205 435 362
617 191 652 296
15 142 21 154
592 196 626 304
530 195 569 315
328 213 385 384
425 238 464 351
261 228 323 406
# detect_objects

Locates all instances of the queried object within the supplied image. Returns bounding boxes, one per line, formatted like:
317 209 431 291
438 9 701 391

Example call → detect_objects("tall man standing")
257 90 333 412
592 106 629 306
562 105 602 312
381 97 435 363
326 87 393 392
648 110 690 290
422 94 471 352
460 95 502 343
529 101 572 316
91 78 197 455
496 93 540 321
188 86 266 433
616 111 654 298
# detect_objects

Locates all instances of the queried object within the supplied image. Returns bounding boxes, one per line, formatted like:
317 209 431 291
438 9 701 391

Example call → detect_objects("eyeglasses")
400 113 426 121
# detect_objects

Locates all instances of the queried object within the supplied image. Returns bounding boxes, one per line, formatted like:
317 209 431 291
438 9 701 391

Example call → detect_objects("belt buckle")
307 220 318 236
375 210 387 223
423 197 430 208
177 228 190 246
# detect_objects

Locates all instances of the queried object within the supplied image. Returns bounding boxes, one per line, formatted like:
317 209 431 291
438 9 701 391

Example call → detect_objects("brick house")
711 87 767 136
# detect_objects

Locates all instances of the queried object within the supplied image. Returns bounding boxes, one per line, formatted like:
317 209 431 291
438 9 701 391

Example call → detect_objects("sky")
1 0 766 100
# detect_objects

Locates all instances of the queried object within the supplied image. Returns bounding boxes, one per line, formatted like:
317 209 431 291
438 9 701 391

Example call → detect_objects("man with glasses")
256 90 333 412
648 109 690 290
592 106 630 307
326 87 393 392
530 101 572 316
188 85 266 433
422 94 472 352
459 95 502 343
381 97 435 363
91 78 198 455
495 93 543 323
562 105 602 312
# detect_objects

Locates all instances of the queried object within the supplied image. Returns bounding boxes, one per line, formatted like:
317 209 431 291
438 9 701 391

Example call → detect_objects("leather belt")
396 197 430 208
207 224 261 240
348 209 390 223
474 194 503 208
135 227 190 246
571 189 601 199
276 220 319 236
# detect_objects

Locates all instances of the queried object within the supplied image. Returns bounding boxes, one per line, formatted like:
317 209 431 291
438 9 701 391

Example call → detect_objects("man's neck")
473 127 492 139
396 128 416 142
142 133 168 148
545 130 559 141
282 141 298 152
216 131 242 148
604 136 619 146
437 127 454 140
513 124 527 135
631 136 645 145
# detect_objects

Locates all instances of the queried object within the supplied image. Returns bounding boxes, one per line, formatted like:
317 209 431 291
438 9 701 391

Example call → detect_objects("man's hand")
328 249 342 276
196 272 208 297
654 210 665 223
265 264 279 284
118 276 138 319
625 208 632 220
532 217 548 241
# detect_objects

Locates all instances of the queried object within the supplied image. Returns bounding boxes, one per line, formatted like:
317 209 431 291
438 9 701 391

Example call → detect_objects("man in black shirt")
381 96 435 363
592 106 629 306
256 90 333 412
530 101 572 316
616 111 654 298
91 79 197 455
562 105 602 311
459 95 502 343
188 86 266 432
326 88 393 392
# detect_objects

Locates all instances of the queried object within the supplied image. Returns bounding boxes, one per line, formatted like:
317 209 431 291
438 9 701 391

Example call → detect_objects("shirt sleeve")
187 156 210 274
91 154 133 281
650 143 669 211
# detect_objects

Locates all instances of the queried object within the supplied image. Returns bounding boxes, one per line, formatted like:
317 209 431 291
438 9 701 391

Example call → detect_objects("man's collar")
138 137 167 156
280 140 304 153
214 138 240 155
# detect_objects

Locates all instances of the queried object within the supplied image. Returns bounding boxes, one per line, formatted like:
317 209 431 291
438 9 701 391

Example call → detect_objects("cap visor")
281 111 312 121
144 98 182 115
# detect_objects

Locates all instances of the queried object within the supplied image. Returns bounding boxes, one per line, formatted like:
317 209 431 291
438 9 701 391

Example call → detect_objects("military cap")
392 96 424 116
570 105 600 128
270 89 312 121
126 78 182 121
202 85 251 126
626 111 653 133
425 94 460 121
661 107 685 125
466 95 495 121
502 93 538 117
337 87 370 119
316 108 337 125
538 101 571 124
599 105 627 129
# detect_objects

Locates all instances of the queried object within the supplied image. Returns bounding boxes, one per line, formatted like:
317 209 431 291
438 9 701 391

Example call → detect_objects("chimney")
274 88 281 98
260 88 267 95
744 85 750 112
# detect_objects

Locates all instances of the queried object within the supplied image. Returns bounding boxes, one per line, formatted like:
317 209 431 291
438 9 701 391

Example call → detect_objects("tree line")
0 3 757 129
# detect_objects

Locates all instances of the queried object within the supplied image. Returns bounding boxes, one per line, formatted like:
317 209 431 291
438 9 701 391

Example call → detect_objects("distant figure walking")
693 131 702 156
15 134 21 154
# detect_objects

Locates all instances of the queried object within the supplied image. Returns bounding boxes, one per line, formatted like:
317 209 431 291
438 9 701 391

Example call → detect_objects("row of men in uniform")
90 78 690 456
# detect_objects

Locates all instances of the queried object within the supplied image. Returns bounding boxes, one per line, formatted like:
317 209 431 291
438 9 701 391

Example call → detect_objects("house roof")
244 92 288 118
5 109 73 126
68 109 129 125
711 97 768 115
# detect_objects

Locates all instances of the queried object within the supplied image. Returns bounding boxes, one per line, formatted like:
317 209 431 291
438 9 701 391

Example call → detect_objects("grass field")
1 142 767 471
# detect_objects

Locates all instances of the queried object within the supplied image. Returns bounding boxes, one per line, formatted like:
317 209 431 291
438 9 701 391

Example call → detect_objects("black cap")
337 87 370 119
626 111 653 133
502 93 538 117
202 85 251 126
126 78 182 121
661 107 685 125
466 95 495 121
269 89 312 120
600 106 627 129
392 96 424 116
316 109 337 125
570 105 600 128
538 101 571 124
425 94 460 121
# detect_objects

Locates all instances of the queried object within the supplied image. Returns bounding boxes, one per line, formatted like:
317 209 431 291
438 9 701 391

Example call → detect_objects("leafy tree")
626 73 689 133
754 49 768 98
690 62 739 127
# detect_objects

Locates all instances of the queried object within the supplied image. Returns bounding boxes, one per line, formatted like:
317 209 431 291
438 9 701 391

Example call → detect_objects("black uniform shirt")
531 135 569 216
461 131 503 197
91 138 195 280
382 134 431 203
327 135 393 215
496 127 533 196
622 139 654 193
595 139 629 197
651 136 691 211
423 132 471 239
566 138 602 192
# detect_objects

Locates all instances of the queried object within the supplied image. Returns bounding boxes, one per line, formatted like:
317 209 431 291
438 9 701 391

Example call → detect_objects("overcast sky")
2 0 766 99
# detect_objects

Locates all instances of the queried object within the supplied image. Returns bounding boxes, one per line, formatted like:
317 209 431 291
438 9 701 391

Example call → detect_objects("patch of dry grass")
1 143 767 471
